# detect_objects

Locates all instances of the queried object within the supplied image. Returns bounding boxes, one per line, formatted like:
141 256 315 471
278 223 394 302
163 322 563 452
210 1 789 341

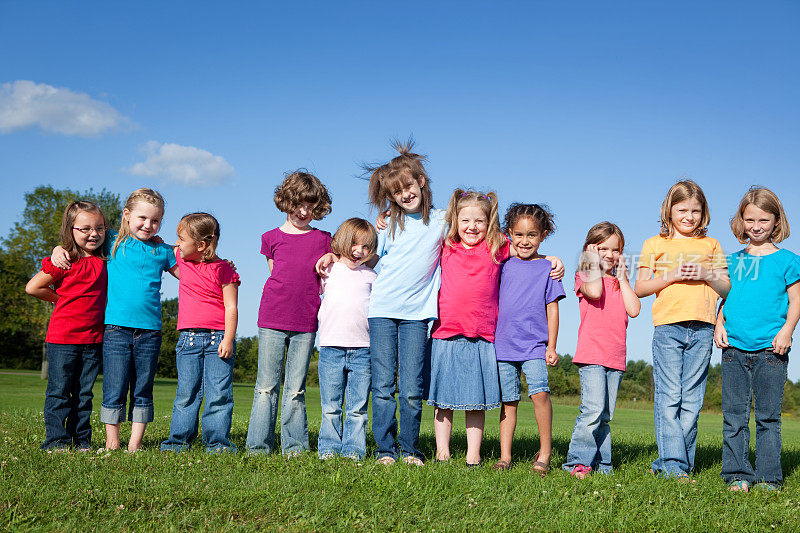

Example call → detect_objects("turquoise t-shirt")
724 248 800 351
104 231 177 330
368 210 445 321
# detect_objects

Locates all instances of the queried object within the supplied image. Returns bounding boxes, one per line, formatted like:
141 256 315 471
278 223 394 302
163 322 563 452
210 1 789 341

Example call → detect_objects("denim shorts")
497 358 550 402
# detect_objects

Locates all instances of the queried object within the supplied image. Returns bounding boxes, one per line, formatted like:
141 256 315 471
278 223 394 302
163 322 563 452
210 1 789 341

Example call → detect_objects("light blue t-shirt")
104 231 177 330
724 248 800 351
368 210 446 321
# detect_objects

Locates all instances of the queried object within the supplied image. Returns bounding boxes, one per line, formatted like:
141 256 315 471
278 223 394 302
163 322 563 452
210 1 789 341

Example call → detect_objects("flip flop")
531 452 550 477
492 460 510 471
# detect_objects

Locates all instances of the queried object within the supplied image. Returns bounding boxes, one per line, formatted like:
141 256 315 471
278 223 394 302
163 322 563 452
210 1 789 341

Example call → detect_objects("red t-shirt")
176 251 241 331
573 272 628 371
42 256 107 344
431 240 510 342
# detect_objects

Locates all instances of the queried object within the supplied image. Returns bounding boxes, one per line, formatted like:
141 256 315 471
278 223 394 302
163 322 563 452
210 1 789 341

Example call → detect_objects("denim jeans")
100 325 162 424
651 321 713 476
562 365 623 473
161 330 236 453
245 328 315 455
721 346 788 486
42 343 101 450
368 318 429 460
317 346 371 459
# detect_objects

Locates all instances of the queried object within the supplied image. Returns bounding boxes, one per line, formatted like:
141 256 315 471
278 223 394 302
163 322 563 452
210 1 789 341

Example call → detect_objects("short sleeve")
709 238 727 271
785 253 800 287
495 241 511 263
164 243 177 270
219 261 241 287
40 257 68 282
639 238 655 271
321 231 332 254
545 268 567 304
375 229 388 258
261 231 275 259
574 271 588 295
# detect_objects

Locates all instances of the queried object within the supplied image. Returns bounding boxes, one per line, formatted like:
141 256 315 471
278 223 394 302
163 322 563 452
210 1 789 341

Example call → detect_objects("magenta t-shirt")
494 257 565 361
431 240 510 342
573 272 628 371
257 227 332 332
176 251 241 331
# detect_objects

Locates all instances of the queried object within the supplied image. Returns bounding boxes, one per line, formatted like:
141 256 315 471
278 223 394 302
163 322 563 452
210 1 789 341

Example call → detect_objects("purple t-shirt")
257 227 332 332
494 257 566 361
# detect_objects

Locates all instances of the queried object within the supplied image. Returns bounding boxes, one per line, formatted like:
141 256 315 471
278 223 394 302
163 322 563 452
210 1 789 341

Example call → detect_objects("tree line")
3 185 800 415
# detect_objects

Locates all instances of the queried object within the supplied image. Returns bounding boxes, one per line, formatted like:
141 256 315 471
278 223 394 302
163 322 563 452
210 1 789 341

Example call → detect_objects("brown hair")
578 221 625 272
178 212 221 262
366 140 433 238
61 201 107 261
503 203 555 236
273 170 332 220
444 189 505 263
112 188 165 257
730 186 790 244
330 218 378 261
659 180 710 237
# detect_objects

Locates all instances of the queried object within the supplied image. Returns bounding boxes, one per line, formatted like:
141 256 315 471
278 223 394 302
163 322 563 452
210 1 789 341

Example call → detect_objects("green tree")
156 298 180 379
0 185 122 371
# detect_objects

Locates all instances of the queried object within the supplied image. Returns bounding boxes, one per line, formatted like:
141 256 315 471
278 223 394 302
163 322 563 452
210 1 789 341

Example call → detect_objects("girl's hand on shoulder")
375 210 390 231
545 348 559 366
714 323 729 349
772 327 792 356
150 235 164 244
545 256 565 280
50 246 72 270
218 337 235 359
315 252 339 276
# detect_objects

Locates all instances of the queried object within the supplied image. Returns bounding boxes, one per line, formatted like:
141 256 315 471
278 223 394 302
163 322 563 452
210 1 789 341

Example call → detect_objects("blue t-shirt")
368 210 445 321
495 257 566 361
104 231 177 330
724 248 800 351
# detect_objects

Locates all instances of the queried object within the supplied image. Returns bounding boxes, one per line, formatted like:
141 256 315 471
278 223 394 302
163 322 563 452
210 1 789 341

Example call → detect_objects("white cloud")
128 141 234 187
0 80 130 136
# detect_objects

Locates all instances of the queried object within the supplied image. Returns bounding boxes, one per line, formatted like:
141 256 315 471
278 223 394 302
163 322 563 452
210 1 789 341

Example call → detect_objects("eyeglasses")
73 226 107 235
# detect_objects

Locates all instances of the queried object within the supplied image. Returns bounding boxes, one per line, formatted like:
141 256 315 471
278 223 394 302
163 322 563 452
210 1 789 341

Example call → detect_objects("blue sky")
2 1 799 378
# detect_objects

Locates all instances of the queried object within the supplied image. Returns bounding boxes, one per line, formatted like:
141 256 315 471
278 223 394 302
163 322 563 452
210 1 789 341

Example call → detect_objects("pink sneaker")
570 465 591 479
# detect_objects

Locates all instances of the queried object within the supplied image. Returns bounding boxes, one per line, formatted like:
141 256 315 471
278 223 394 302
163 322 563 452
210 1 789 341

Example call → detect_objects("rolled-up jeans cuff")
131 405 154 423
100 405 125 424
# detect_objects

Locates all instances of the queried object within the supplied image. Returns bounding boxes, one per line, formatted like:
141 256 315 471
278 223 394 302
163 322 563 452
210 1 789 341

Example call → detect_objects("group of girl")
27 142 799 493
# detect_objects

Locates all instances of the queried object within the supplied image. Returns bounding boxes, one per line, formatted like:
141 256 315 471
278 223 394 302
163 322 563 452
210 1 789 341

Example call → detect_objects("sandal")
376 456 396 465
531 452 550 477
492 460 511 471
728 480 750 492
403 456 424 467
753 482 781 492
570 464 591 479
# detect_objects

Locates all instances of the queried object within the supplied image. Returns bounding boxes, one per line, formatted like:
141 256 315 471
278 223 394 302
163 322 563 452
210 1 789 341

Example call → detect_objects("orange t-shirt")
638 235 727 326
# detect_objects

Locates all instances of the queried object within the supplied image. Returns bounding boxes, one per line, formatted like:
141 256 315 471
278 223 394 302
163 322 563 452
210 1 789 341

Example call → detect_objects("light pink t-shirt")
318 262 377 348
573 272 628 371
176 251 241 331
431 240 510 342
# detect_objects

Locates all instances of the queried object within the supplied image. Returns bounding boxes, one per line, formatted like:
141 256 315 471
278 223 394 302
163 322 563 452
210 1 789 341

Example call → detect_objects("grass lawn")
2 371 800 531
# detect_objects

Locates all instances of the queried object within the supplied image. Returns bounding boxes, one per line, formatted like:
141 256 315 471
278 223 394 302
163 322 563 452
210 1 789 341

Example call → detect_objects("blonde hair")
730 186 790 244
274 170 332 220
659 180 710 237
578 221 625 272
366 140 433 238
443 189 505 263
112 188 165 257
178 212 220 262
330 218 378 261
60 201 107 261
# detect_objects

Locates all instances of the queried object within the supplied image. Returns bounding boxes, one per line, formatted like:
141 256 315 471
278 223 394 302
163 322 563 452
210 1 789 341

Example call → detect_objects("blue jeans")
100 325 161 424
245 328 315 455
317 346 371 459
42 343 101 450
651 321 713 476
368 318 429 460
721 346 788 486
562 365 623 473
161 330 236 453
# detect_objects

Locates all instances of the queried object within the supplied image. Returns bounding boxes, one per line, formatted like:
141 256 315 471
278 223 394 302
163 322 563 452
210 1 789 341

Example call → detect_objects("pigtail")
483 191 506 263
443 189 466 248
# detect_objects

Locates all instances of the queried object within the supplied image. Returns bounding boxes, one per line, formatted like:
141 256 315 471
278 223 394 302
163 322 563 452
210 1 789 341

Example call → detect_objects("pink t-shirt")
176 251 241 331
573 272 628 371
317 262 377 348
431 240 510 342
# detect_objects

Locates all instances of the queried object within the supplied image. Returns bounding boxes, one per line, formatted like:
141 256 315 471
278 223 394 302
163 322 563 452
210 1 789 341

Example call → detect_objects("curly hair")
503 203 555 236
274 170 332 220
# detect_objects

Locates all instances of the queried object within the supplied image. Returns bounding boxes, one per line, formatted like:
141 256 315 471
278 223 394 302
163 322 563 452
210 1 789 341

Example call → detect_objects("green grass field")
2 371 800 531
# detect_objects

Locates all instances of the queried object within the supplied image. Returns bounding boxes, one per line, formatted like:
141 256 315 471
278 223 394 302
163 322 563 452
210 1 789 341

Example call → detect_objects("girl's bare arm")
25 271 59 303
